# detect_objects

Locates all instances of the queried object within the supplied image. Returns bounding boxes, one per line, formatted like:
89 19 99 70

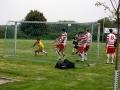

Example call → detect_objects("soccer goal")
4 21 100 64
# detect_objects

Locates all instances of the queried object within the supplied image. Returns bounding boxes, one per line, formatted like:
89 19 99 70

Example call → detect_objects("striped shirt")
60 32 67 46
107 33 116 47
79 34 86 46
84 32 92 45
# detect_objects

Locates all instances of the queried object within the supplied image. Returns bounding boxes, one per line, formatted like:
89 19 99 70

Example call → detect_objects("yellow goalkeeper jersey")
37 40 44 49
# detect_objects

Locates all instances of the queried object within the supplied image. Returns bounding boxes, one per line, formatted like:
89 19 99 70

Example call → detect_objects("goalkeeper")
33 38 47 56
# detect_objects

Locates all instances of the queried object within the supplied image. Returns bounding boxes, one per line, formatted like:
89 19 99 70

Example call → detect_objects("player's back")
37 41 44 49
61 32 67 45
79 34 86 46
107 33 116 46
85 32 91 44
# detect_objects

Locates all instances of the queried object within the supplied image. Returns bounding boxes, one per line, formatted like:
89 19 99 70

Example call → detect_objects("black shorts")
74 45 78 49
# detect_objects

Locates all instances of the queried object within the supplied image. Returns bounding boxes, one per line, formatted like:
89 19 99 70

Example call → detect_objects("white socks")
107 54 114 64
80 53 85 62
84 53 87 61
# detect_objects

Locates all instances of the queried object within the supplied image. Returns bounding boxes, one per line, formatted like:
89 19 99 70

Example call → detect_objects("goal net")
4 21 100 64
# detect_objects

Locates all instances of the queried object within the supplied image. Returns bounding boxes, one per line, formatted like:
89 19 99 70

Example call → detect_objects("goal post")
4 21 15 57
4 21 100 64
97 23 100 64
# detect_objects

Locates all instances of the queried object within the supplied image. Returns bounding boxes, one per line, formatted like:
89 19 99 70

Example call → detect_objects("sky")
0 0 112 25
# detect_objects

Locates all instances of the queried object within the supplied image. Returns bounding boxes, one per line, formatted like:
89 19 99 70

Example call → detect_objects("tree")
20 10 47 38
0 25 5 38
25 10 47 21
95 0 120 90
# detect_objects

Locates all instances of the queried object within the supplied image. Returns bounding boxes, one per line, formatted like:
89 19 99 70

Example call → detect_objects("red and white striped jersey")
84 32 92 45
80 35 86 42
60 32 67 45
78 34 86 46
107 33 116 47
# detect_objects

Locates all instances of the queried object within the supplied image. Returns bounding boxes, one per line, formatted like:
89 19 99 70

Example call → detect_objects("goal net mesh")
4 21 100 64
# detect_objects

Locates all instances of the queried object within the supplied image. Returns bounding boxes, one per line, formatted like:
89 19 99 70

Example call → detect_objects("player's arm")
105 35 109 48
61 37 65 43
114 39 117 47
77 36 81 43
52 38 58 45
33 41 37 47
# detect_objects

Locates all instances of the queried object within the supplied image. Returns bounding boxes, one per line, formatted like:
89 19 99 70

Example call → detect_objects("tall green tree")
25 10 47 21
20 10 47 38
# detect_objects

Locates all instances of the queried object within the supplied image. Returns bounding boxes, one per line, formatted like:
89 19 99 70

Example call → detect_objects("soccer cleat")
80 60 84 63
81 58 84 62
111 60 114 64
58 56 62 60
106 59 110 64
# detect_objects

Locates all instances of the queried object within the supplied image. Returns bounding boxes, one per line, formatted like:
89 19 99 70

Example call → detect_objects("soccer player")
84 29 92 60
77 32 86 62
72 32 82 55
106 29 117 64
33 38 47 56
72 36 79 54
55 29 67 60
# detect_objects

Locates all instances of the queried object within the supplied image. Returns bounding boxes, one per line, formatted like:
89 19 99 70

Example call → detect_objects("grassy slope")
0 39 119 90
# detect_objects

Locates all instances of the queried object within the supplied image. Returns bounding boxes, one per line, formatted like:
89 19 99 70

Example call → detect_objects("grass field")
0 39 120 90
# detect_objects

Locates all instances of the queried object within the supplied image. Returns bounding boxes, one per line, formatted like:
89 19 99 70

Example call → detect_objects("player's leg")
106 46 111 64
84 53 87 61
111 53 114 64
41 50 47 56
84 47 87 61
77 46 85 62
35 49 39 56
59 44 66 59
72 48 75 54
111 47 116 64
106 54 110 64
72 45 76 54
56 48 62 60
61 49 65 59
80 52 85 62
55 44 61 60
34 50 37 56
59 48 65 59
41 48 48 56
74 45 79 54
75 46 79 54
84 45 90 61
114 48 116 59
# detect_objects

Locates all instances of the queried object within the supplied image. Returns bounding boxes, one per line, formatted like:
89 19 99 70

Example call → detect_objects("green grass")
0 39 120 90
